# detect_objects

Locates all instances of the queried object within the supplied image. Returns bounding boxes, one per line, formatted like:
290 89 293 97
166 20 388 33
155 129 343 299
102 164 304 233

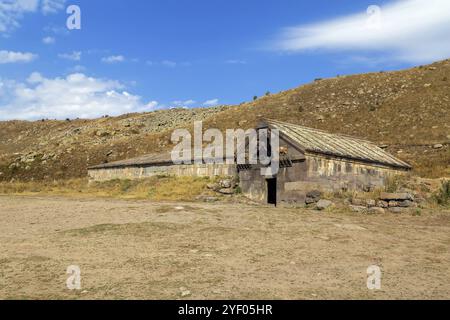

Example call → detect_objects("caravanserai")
88 119 411 205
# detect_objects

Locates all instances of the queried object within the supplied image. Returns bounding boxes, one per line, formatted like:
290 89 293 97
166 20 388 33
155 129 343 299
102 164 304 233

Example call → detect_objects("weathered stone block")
316 200 334 211
365 199 377 208
377 200 389 208
389 201 399 207
306 190 322 199
218 188 234 195
380 192 414 201
351 198 365 206
397 200 415 208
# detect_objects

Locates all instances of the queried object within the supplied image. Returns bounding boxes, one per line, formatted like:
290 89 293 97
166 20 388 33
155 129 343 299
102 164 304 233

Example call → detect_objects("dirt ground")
0 195 449 300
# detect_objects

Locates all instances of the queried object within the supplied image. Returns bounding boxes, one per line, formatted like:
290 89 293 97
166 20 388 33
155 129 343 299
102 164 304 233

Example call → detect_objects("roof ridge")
264 118 377 145
264 118 411 169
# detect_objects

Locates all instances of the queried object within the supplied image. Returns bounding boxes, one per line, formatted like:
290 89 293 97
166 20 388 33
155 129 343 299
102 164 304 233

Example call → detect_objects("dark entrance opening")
267 178 277 206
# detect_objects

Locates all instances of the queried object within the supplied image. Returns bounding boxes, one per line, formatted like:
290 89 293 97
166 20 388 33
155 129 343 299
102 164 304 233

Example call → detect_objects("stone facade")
238 129 408 207
88 163 237 181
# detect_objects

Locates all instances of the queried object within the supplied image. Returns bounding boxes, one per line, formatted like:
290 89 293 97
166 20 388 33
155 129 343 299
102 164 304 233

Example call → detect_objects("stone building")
238 119 411 205
88 152 236 181
88 119 411 206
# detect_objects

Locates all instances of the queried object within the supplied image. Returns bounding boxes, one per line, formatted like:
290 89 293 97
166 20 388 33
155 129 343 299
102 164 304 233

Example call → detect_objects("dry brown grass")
0 176 215 201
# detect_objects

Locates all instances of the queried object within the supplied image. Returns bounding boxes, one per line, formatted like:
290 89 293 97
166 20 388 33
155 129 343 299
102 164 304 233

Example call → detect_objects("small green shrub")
435 180 450 206
385 175 408 193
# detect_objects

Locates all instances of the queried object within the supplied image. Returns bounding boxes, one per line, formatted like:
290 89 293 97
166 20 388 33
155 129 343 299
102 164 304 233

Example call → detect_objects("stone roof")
88 152 174 170
264 119 411 170
88 152 234 170
89 120 411 170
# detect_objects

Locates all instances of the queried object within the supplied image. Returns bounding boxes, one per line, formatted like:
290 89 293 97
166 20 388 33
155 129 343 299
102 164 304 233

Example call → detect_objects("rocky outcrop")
316 199 334 211
349 192 417 214
305 190 322 205
207 178 238 196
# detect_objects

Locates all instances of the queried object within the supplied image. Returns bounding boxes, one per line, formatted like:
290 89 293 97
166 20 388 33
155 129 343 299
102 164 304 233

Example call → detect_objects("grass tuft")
0 176 217 202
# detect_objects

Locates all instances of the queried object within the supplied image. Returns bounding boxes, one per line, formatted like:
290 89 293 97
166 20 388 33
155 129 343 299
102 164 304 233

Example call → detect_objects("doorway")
266 178 277 206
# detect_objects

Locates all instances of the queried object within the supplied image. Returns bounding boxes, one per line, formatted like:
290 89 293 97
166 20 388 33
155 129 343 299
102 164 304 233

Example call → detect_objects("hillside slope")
1 60 449 181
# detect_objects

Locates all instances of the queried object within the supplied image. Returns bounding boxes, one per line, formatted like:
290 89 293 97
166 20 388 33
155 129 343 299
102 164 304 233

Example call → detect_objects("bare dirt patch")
0 195 449 300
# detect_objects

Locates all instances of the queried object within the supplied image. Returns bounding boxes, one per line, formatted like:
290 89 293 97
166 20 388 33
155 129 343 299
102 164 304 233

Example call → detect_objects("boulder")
397 200 416 208
305 197 317 205
307 190 322 200
219 179 233 189
377 200 389 208
316 200 334 211
380 192 414 201
218 188 234 195
389 201 399 207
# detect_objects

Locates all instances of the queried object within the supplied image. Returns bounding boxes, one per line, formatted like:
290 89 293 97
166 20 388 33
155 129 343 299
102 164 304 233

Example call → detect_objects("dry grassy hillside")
1 60 449 181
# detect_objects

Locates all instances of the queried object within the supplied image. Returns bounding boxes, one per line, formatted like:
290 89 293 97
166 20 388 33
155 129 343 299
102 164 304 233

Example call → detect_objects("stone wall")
239 154 407 206
88 163 237 181
302 154 403 192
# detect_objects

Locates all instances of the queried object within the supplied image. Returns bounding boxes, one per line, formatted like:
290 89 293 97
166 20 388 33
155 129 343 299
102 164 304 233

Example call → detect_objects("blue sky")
1 0 449 120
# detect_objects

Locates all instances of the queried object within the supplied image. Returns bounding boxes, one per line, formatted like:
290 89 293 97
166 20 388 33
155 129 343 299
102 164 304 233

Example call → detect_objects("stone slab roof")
265 119 411 170
89 119 411 171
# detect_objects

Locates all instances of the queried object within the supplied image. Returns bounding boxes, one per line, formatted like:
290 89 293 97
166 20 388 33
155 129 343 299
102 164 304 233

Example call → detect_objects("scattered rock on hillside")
306 190 322 204
377 200 389 208
380 193 414 201
219 179 233 189
316 200 334 211
218 188 235 195
397 200 416 208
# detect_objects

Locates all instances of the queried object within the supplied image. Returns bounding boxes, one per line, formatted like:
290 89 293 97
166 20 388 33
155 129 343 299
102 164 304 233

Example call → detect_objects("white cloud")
0 0 65 34
146 101 159 109
27 71 44 83
203 99 219 107
101 55 125 64
41 0 65 15
58 51 81 61
42 36 55 44
146 60 191 68
0 72 159 120
273 0 450 63
0 50 37 63
68 64 86 72
172 99 196 107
